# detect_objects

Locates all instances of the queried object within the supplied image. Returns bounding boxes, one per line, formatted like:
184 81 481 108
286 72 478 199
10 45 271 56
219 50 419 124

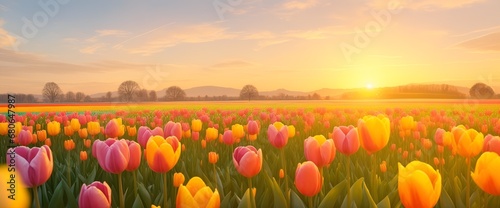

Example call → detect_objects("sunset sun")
366 83 374 89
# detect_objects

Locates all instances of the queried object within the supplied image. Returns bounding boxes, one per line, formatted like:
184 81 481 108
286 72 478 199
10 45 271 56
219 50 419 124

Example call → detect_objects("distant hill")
183 86 240 97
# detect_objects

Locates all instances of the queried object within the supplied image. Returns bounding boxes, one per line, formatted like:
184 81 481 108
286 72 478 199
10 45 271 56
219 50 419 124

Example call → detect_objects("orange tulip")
127 126 137 137
80 151 88 161
84 139 92 148
357 115 390 154
176 177 220 208
295 161 322 197
64 139 76 151
173 172 185 188
279 169 284 179
0 122 8 135
471 152 500 195
145 136 181 173
78 128 88 139
208 152 218 164
380 161 387 173
45 138 52 147
201 140 207 149
64 125 75 137
398 161 441 208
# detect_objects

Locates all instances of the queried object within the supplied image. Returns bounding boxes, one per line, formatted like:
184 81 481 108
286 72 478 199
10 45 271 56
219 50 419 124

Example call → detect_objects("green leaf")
361 180 378 208
138 183 152 207
290 190 306 208
132 195 144 208
439 188 454 208
264 172 287 208
48 181 65 208
237 189 253 208
341 178 364 208
221 191 233 208
376 196 390 208
62 180 78 208
318 180 346 208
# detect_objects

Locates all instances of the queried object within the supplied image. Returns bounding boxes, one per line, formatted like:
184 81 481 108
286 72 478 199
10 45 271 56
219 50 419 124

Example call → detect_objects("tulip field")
1 100 500 208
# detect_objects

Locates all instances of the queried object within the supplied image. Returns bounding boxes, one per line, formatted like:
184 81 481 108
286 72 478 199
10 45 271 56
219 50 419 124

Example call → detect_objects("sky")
0 0 499 95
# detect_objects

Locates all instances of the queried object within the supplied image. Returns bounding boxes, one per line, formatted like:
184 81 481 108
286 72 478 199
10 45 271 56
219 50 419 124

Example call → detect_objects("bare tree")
26 94 36 103
66 91 75 102
136 89 149 101
42 82 63 103
118 80 140 102
470 83 495 99
240 85 259 101
149 90 157 101
75 92 85 102
83 95 92 102
106 91 112 102
165 86 186 101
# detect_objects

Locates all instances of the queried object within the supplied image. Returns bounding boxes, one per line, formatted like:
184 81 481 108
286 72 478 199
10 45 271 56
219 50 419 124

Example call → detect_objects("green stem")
248 177 256 208
118 173 124 208
371 154 378 202
33 186 41 208
280 148 290 207
133 171 138 196
483 189 488 208
67 151 71 185
213 164 218 190
347 156 351 208
164 173 169 208
466 158 471 208
319 166 325 199
308 196 313 208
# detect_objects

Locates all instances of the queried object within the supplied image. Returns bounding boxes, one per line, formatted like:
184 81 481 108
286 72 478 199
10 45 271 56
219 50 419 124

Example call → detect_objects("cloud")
79 43 105 54
455 32 500 52
0 20 17 49
119 23 234 56
282 0 318 10
370 0 485 10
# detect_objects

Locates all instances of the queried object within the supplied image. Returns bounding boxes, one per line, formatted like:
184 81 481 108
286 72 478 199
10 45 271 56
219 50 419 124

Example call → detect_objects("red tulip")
79 181 112 208
7 145 53 188
247 120 259 135
304 135 336 168
295 161 322 197
483 134 500 155
332 125 359 156
233 146 262 178
93 139 130 174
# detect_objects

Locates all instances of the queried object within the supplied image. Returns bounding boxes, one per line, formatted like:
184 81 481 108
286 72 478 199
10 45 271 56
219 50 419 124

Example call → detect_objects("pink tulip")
267 124 288 149
434 128 445 146
304 135 336 168
192 132 200 141
332 126 360 156
483 134 500 155
93 139 130 174
164 121 182 140
233 146 262 178
247 120 259 135
138 126 153 148
126 140 141 171
105 119 119 138
79 181 112 208
17 129 32 146
7 145 53 187
223 130 235 145
151 127 164 137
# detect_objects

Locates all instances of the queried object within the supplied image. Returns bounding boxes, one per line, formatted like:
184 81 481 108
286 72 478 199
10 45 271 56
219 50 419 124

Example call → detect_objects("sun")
366 83 374 89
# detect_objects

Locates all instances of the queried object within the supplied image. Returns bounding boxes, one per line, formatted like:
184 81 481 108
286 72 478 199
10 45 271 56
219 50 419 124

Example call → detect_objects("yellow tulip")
70 119 81 131
399 116 416 131
231 124 245 139
47 121 61 136
287 125 296 138
398 161 441 208
87 122 101 136
192 119 202 132
457 129 484 158
205 128 218 141
145 136 181 173
0 122 8 135
176 177 220 208
14 122 22 137
471 152 500 195
451 125 467 145
442 131 454 147
273 122 284 131
357 115 390 154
